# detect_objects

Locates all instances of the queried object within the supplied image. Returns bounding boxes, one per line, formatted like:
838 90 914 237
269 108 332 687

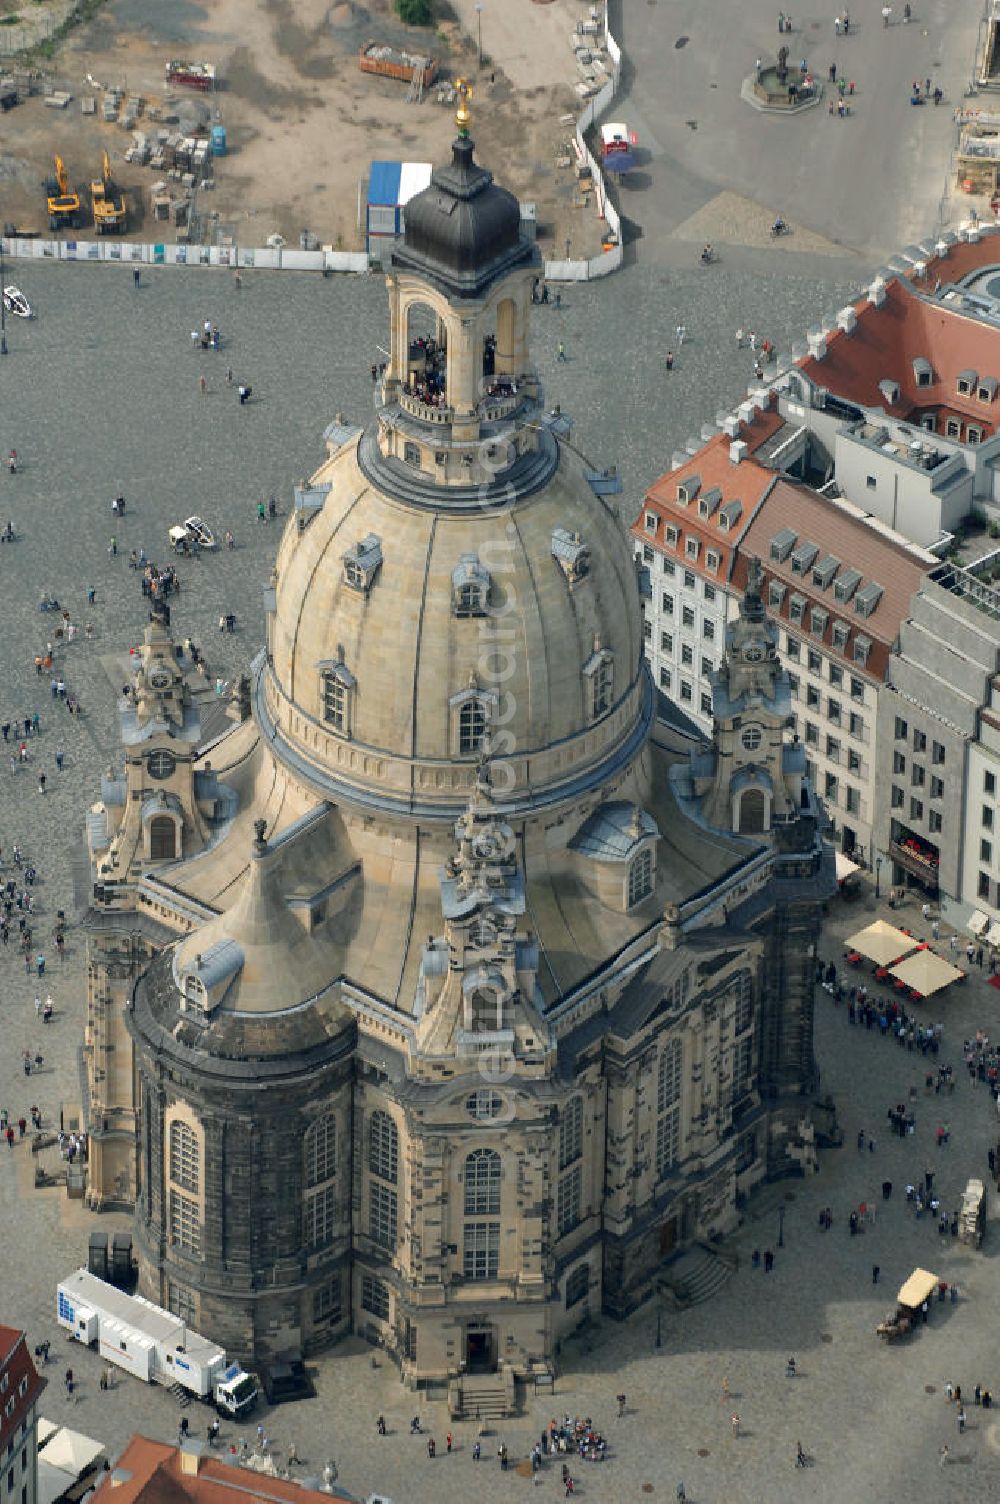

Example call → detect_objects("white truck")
57 1269 258 1418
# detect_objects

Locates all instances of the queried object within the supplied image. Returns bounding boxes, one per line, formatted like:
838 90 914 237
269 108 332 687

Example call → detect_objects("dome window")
582 637 614 721
450 678 498 757
551 527 590 585
319 649 356 737
342 534 382 595
452 554 491 617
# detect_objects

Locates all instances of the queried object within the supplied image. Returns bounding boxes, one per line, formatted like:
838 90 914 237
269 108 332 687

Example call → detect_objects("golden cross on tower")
455 77 473 135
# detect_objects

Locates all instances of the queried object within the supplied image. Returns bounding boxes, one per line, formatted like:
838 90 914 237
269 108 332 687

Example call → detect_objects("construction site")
0 0 615 258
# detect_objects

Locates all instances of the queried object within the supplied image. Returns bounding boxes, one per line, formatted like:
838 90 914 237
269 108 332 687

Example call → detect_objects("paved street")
3 260 999 1501
610 0 982 262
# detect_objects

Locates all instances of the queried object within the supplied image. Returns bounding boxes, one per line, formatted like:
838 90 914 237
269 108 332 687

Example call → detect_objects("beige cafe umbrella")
845 919 918 968
888 949 965 998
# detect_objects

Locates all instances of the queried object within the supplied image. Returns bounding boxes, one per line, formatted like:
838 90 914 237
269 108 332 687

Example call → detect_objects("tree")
396 0 433 24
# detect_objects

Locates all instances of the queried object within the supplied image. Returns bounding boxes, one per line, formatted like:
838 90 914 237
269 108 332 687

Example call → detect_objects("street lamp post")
0 236 7 357
778 1205 785 1248
475 4 483 67
875 853 883 900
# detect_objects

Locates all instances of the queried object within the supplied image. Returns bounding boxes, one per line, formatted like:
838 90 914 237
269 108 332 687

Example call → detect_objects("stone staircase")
448 1368 517 1421
658 1244 735 1309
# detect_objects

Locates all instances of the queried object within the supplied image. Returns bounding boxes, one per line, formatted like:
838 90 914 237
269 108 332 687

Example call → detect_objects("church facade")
81 110 832 1397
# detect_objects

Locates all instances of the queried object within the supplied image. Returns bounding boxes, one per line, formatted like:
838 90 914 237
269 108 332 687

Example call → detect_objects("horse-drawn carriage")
876 1267 938 1341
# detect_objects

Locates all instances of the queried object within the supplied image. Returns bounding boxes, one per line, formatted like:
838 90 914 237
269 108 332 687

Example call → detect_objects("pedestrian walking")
796 1441 807 1468
472 1441 481 1461
958 1406 966 1433
665 350 674 371
872 1264 880 1283
199 375 208 395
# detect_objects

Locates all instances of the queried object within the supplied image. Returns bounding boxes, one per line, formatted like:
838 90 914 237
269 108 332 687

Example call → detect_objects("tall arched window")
559 1098 583 1171
150 815 176 860
628 848 653 908
464 1149 501 1215
166 1116 201 1256
368 1110 399 1251
303 1115 337 1251
656 1039 683 1178
459 698 487 755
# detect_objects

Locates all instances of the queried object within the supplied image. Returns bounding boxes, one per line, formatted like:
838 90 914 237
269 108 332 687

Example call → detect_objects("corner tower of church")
81 107 833 1399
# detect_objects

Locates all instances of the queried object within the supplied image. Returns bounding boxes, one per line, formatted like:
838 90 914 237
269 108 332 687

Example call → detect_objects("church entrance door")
465 1326 496 1372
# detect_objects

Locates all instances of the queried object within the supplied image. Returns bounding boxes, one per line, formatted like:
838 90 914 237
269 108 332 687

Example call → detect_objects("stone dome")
260 436 650 819
393 135 531 296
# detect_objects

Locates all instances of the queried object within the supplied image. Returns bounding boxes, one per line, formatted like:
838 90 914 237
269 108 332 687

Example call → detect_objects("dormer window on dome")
319 648 356 737
449 677 499 757
551 527 590 585
343 534 383 594
583 637 614 722
452 554 491 617
177 939 244 1016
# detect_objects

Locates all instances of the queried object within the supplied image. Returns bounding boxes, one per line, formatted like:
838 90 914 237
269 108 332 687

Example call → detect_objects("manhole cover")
697 1448 710 1457
821 1333 833 1343
925 1384 937 1394
675 36 689 48
785 1191 797 1201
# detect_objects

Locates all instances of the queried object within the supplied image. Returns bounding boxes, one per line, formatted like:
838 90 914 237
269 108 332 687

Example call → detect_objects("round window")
146 749 177 780
148 666 172 690
741 724 763 752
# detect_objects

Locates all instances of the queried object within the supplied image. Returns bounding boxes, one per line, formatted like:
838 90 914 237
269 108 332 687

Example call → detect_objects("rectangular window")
167 1282 197 1324
361 1275 390 1321
557 1165 582 1236
985 805 994 830
912 762 926 788
928 776 943 799
829 664 843 688
313 1276 343 1324
702 619 715 641
807 685 820 709
787 672 799 698
826 736 840 762
987 771 997 795
304 1185 336 1250
824 772 838 801
660 630 673 653
979 871 991 900
642 544 653 563
910 797 924 821
644 512 658 533
662 557 675 576
789 594 806 626
681 643 693 666
685 538 699 561
662 592 674 615
895 717 908 741
827 698 842 725
683 569 696 589
850 677 865 703
845 786 860 815
982 838 993 864
848 748 861 774
866 475 877 490
169 1192 201 1256
786 635 800 661
463 1222 500 1280
368 1182 398 1250
659 667 671 691
913 729 927 753
832 622 850 653
805 721 819 746
700 692 713 716
929 810 942 834
680 680 693 703
893 751 906 775
682 605 695 628
665 525 678 547
701 656 714 677
933 741 946 766
643 618 652 642
808 649 822 673
891 785 904 808
946 418 961 438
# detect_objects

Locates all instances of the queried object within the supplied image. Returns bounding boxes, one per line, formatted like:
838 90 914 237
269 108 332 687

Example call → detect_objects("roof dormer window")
644 511 658 534
583 637 614 721
342 533 382 595
957 368 977 397
912 357 933 388
452 553 491 617
978 376 998 403
698 486 722 520
813 555 840 589
790 541 818 575
770 527 796 563
834 568 861 604
854 582 883 618
551 527 590 585
676 474 700 505
319 647 356 737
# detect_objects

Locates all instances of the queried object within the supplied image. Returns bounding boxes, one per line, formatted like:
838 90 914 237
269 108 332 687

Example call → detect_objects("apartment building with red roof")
631 406 780 734
92 1437 354 1504
0 1328 46 1504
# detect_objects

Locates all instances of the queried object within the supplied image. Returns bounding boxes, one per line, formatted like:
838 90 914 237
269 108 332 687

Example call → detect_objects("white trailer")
56 1270 258 1418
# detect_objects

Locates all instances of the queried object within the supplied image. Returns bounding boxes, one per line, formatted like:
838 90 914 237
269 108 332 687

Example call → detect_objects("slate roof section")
0 1326 46 1455
90 1436 355 1504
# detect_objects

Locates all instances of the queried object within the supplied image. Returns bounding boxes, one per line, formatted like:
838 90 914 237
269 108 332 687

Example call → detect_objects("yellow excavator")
91 150 127 234
45 154 81 231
